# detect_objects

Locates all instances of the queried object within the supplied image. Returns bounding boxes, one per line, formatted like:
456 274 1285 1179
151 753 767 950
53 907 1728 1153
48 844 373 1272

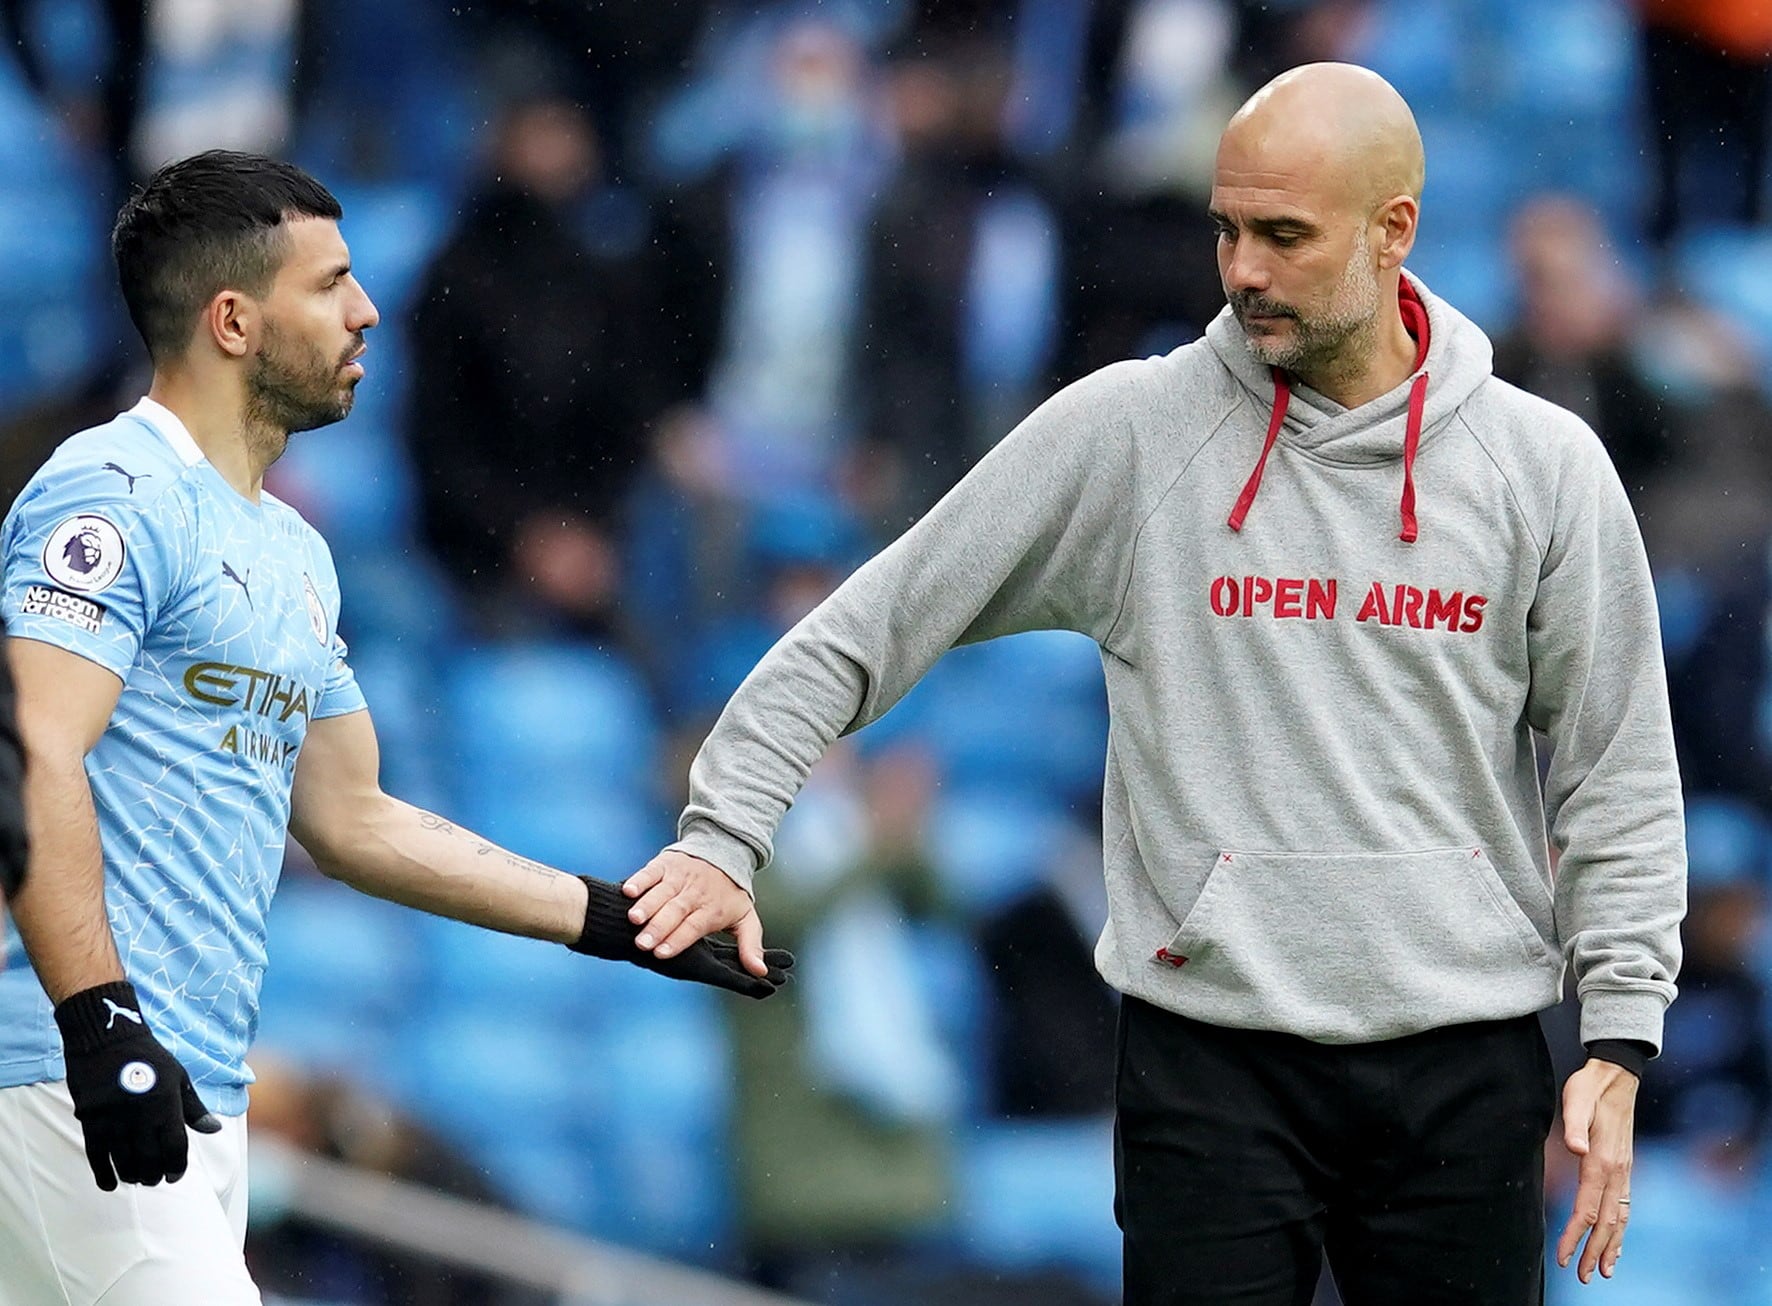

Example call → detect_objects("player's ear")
205 289 256 360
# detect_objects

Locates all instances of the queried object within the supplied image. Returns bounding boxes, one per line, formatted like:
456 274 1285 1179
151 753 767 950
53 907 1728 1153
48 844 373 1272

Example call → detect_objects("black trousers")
1114 999 1556 1305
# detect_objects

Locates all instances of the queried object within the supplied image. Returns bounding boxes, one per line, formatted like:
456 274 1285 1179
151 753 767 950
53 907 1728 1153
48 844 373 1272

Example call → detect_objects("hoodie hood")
1206 270 1495 541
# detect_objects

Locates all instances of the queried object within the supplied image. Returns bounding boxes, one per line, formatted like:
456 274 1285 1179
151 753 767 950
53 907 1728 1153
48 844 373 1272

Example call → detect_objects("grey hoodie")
673 272 1684 1051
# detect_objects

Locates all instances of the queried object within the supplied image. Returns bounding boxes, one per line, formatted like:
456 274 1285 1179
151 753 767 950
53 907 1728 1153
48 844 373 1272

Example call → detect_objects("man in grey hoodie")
623 63 1684 1303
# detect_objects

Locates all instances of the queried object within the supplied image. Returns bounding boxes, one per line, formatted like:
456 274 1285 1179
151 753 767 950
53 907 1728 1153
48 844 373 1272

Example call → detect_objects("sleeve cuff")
668 820 760 897
1584 1038 1651 1078
1577 988 1667 1056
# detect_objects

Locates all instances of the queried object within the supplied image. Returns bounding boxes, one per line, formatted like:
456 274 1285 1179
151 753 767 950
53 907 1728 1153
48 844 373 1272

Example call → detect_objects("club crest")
302 573 328 646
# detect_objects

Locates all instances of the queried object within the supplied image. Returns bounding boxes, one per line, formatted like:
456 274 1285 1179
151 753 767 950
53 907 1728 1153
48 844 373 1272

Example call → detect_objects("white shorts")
0 1080 260 1305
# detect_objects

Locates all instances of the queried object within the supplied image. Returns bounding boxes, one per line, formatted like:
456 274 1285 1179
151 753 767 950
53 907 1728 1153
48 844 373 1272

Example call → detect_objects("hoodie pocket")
1157 846 1556 1040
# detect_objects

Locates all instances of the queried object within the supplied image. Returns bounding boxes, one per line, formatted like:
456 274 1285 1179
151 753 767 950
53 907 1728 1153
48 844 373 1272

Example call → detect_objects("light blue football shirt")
0 398 365 1116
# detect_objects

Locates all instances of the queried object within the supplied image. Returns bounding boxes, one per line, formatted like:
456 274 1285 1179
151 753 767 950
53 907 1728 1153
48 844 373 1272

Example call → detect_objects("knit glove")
569 876 793 998
54 981 221 1190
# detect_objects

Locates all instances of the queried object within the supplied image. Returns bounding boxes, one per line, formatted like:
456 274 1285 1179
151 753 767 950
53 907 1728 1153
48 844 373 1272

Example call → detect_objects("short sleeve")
313 627 366 720
0 478 188 679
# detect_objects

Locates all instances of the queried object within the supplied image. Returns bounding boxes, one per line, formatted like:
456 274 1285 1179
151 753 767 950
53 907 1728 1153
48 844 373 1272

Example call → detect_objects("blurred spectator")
729 745 958 1301
1059 0 1240 377
1634 798 1772 1174
0 0 146 206
407 95 655 640
450 0 710 182
651 16 889 500
1664 528 1772 801
247 1055 544 1306
662 493 863 727
1491 196 1671 494
1639 0 1772 243
979 821 1117 1118
1629 300 1772 573
134 0 300 169
860 33 1061 520
1228 0 1374 89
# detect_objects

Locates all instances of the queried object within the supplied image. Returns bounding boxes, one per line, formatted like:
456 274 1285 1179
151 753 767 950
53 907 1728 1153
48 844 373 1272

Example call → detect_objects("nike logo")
101 463 151 494
102 998 143 1030
221 561 253 607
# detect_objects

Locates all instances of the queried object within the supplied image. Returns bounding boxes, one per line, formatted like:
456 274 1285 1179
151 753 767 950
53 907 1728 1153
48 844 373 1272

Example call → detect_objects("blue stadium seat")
443 643 661 805
888 632 1106 800
575 1001 733 1256
1489 0 1639 121
957 1117 1120 1291
420 913 610 1020
1653 567 1714 670
341 634 452 813
1342 0 1464 117
928 789 1075 916
257 879 424 1078
479 1135 603 1231
266 417 416 552
329 183 452 316
449 784 667 882
1683 793 1772 888
1406 231 1513 333
392 1007 609 1148
1415 116 1521 239
1670 228 1772 366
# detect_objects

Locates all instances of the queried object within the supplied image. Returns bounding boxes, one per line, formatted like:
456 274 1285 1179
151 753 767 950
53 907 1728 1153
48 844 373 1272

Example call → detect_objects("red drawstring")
1399 371 1427 542
1229 285 1433 541
1226 368 1290 533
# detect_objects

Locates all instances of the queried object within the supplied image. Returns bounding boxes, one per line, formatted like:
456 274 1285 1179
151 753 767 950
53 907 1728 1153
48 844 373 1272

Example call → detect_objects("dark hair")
112 150 343 362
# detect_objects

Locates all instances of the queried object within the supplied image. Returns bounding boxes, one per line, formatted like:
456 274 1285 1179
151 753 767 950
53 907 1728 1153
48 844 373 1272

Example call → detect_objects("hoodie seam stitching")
1103 396 1248 652
1459 410 1548 563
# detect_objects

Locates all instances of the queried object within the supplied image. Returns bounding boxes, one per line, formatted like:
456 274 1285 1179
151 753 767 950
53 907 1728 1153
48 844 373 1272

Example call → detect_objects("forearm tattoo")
417 811 563 881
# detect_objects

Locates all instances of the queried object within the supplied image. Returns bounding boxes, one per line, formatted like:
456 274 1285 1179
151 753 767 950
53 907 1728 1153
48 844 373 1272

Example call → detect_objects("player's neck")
146 372 282 504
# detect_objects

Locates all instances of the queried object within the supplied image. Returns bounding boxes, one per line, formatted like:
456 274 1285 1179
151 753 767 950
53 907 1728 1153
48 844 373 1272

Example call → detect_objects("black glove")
569 876 793 998
53 981 221 1191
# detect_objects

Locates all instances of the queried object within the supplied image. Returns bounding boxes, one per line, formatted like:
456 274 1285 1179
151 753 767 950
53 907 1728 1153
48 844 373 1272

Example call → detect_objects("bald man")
625 63 1684 1303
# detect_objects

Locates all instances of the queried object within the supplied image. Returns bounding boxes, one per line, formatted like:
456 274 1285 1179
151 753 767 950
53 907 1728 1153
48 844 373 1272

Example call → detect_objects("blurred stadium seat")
957 1117 1121 1292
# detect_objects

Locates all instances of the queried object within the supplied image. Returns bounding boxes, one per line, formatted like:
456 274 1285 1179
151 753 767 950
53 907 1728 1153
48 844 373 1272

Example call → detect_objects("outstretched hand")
570 873 790 999
622 849 769 975
1556 1058 1638 1284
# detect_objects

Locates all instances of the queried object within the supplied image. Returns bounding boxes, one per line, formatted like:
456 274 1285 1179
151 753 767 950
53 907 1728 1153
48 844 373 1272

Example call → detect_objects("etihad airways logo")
182 662 316 723
1208 574 1487 633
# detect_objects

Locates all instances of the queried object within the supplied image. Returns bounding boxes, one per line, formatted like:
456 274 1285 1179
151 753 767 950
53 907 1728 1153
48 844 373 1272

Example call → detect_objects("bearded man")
623 64 1683 1303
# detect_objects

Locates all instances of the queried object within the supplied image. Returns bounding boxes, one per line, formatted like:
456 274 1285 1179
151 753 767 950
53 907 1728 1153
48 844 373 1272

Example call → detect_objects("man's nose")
352 286 381 332
1222 236 1270 294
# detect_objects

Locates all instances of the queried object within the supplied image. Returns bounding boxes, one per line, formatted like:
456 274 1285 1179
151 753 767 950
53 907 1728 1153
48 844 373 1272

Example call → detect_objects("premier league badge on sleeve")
302 573 328 645
43 515 126 593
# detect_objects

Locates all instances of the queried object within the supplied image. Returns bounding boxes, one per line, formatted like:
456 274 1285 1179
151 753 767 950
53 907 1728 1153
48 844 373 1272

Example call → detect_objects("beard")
245 321 361 453
1231 231 1381 377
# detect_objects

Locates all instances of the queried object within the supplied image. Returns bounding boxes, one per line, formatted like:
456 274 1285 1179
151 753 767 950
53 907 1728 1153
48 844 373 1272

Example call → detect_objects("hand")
53 982 221 1191
623 849 768 974
570 875 792 998
1555 1058 1638 1283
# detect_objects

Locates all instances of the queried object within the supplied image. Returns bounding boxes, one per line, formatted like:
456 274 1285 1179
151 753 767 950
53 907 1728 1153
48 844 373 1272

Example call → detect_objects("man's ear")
1374 194 1419 270
203 290 258 359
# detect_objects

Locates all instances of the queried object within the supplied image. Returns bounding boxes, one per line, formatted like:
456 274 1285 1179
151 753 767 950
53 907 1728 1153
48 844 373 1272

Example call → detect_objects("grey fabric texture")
670 272 1685 1051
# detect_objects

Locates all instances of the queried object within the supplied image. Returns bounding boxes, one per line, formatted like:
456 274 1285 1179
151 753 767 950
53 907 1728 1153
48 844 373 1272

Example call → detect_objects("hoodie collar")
1208 271 1495 542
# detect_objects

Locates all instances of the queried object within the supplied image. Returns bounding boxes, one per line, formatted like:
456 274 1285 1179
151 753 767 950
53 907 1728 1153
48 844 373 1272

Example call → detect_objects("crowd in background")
2 0 1772 1303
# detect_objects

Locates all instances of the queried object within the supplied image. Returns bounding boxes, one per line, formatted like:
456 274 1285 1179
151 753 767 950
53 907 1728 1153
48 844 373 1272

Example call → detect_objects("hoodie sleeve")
670 363 1144 891
1525 427 1684 1054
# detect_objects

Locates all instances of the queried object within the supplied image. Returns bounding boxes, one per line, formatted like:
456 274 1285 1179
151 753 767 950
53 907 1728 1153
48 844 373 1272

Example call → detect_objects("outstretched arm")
290 709 789 997
290 708 589 941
